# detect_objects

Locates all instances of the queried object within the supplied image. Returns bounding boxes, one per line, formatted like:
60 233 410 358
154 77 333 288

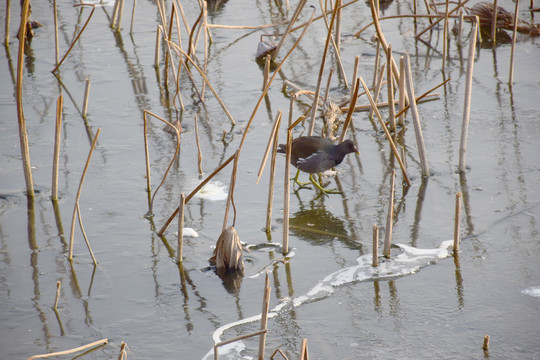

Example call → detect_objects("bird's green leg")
309 174 341 195
292 169 311 189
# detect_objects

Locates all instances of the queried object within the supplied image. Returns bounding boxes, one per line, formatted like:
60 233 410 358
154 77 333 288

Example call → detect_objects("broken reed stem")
360 77 411 186
403 54 429 177
53 281 61 310
130 0 137 34
82 78 91 118
283 107 294 255
398 56 405 127
177 193 185 263
271 0 308 61
386 44 396 131
443 0 450 69
52 94 63 201
118 341 128 360
4 0 9 46
299 338 309 360
16 0 34 197
509 0 519 85
76 202 97 266
222 149 240 231
115 0 126 31
69 128 100 262
154 25 161 68
53 0 59 64
143 111 151 193
458 20 478 172
383 169 395 258
167 41 235 125
258 271 271 360
372 224 379 267
308 0 342 136
454 192 462 252
372 38 381 89
338 77 360 143
158 154 236 236
143 111 181 213
491 0 498 42
368 63 386 119
265 118 281 232
52 5 96 73
195 116 203 176
213 330 268 360
26 339 109 360
263 54 271 91
350 55 360 103
482 334 490 351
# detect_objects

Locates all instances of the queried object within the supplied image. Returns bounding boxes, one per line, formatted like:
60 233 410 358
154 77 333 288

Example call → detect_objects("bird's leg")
291 169 312 189
309 174 341 195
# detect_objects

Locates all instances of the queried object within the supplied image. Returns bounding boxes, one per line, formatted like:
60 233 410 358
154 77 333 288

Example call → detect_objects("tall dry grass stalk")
26 339 109 360
509 0 520 84
403 54 429 177
458 20 478 172
383 169 395 258
142 111 181 213
372 224 379 267
359 77 411 186
257 271 271 360
308 0 342 135
157 154 236 236
454 192 462 252
177 193 185 263
52 5 95 73
16 0 34 197
69 128 101 262
52 94 63 201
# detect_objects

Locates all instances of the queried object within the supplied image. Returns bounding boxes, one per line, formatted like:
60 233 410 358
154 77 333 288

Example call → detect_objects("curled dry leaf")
209 226 244 273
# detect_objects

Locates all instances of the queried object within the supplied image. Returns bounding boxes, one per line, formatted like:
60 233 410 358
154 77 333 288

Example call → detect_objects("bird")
277 136 359 194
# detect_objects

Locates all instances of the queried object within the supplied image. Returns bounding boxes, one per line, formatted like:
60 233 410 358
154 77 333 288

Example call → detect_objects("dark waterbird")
277 136 359 194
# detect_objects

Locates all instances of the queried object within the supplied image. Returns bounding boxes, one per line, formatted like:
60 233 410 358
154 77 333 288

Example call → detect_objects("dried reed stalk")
263 54 271 90
195 116 203 175
265 117 281 232
258 271 271 360
372 38 381 89
368 63 386 119
403 54 429 177
383 169 395 258
257 111 283 183
118 341 128 360
142 111 181 213
299 338 309 359
272 0 308 61
398 56 405 127
52 94 63 201
222 149 240 231
16 0 34 197
386 44 396 130
115 0 125 31
308 0 341 135
68 128 100 261
168 41 235 125
283 105 294 255
143 111 151 193
26 339 108 360
3 0 9 46
338 77 360 142
53 0 59 64
76 202 97 265
491 0 498 41
53 281 61 310
372 224 379 267
318 0 348 88
443 0 450 69
157 154 236 235
213 329 268 360
129 0 136 34
454 192 462 252
482 334 490 351
52 5 95 73
509 0 519 84
82 78 91 118
177 193 185 263
350 55 360 103
360 77 411 186
154 25 161 68
458 20 478 172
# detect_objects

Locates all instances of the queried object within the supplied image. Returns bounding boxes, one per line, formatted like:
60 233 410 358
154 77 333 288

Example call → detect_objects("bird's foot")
309 175 341 195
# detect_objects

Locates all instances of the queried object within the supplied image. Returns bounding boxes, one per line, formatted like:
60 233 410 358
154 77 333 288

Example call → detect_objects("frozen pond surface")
1 0 539 359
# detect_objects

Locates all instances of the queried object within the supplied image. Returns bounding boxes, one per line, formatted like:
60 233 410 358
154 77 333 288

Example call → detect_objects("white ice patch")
195 181 228 201
173 228 199 237
202 240 453 359
522 285 540 298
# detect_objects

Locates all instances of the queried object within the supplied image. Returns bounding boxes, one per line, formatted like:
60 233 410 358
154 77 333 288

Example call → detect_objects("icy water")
1 0 539 359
